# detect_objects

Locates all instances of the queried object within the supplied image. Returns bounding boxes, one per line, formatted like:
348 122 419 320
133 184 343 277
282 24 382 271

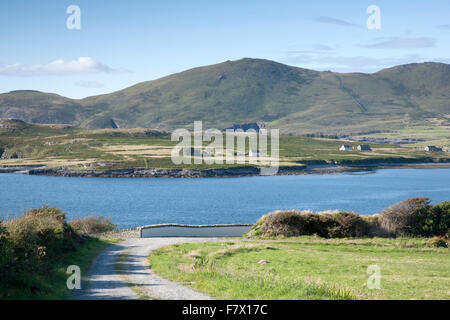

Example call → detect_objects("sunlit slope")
0 59 449 135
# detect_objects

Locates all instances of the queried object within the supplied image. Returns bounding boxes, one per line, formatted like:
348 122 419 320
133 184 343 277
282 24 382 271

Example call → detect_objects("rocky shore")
1 161 450 178
24 165 306 178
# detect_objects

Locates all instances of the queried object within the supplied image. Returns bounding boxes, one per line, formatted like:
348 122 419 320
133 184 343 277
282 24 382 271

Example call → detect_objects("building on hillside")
357 144 372 151
339 144 353 151
249 149 260 157
424 146 442 152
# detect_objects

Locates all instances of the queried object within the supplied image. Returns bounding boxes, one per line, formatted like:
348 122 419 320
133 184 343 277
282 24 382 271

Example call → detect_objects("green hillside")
0 58 449 136
1 119 448 171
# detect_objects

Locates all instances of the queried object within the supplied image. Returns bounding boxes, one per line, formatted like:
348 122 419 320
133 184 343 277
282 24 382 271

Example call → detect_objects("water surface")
1 168 449 228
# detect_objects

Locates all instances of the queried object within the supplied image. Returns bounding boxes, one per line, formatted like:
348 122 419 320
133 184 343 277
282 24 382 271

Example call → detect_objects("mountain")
1 58 449 135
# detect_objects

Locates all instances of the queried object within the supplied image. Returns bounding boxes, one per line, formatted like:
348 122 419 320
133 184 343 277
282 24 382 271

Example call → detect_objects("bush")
249 198 450 239
427 236 448 248
254 210 374 238
0 222 14 278
361 214 389 237
70 215 117 235
432 201 450 237
379 198 434 237
257 210 336 238
328 212 368 238
6 206 81 260
1 206 82 297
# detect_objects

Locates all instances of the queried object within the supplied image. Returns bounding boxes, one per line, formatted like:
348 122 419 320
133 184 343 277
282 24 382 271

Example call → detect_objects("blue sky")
0 0 449 98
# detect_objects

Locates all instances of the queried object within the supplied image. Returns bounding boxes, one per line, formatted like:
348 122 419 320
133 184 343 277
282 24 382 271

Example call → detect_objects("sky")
0 0 449 99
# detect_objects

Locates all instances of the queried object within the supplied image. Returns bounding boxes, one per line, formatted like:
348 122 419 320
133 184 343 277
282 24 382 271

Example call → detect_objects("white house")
357 144 372 151
249 149 260 157
424 146 442 152
339 145 352 151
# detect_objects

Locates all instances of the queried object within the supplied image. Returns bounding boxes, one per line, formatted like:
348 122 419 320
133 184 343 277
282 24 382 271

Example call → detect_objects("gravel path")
74 238 215 300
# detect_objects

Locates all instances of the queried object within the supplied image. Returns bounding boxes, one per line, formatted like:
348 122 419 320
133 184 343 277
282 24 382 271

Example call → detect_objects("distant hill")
1 58 449 135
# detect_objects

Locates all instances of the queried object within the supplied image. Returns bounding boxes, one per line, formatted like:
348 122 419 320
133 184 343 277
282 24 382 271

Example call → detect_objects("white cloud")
282 53 450 73
360 37 436 49
313 16 362 28
74 80 104 88
0 57 130 76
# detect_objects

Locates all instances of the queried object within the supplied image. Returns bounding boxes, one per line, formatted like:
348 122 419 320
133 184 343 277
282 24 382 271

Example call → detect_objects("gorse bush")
70 215 117 235
248 198 450 239
427 236 448 248
379 197 450 237
328 212 368 238
0 222 14 283
0 206 83 298
255 210 336 238
6 206 81 261
379 197 433 236
252 210 369 238
432 201 450 237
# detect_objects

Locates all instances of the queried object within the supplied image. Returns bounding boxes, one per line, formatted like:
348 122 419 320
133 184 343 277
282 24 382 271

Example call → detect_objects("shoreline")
1 161 450 178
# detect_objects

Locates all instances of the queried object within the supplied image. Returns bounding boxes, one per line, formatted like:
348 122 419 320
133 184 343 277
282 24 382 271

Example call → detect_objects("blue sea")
1 168 449 228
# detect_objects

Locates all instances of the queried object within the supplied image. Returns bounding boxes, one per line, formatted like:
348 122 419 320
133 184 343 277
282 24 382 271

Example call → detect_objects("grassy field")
149 238 450 300
354 122 450 148
1 119 448 171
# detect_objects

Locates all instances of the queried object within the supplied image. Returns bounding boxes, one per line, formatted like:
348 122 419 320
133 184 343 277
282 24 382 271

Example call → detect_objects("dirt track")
74 238 215 300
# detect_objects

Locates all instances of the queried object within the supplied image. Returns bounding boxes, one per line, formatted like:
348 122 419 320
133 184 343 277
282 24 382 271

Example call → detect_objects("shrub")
427 236 448 248
248 198 450 239
257 210 337 237
432 201 450 237
70 215 117 235
1 206 83 297
328 212 368 238
361 214 389 237
0 222 14 278
257 210 305 237
379 198 434 236
25 206 80 254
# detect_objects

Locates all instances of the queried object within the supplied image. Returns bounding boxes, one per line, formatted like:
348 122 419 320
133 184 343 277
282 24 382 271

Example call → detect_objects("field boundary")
140 224 252 237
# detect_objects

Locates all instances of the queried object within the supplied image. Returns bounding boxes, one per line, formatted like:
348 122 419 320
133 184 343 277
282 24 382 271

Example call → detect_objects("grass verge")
46 237 119 300
2 237 118 300
149 237 450 300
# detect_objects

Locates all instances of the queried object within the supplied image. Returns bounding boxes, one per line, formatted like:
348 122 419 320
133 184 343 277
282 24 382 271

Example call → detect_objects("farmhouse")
357 144 372 151
424 146 442 152
339 144 352 151
249 149 260 157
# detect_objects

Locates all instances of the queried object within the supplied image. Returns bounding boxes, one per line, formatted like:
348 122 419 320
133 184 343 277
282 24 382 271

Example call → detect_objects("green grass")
6 237 118 300
1 120 448 171
149 237 450 300
355 122 450 148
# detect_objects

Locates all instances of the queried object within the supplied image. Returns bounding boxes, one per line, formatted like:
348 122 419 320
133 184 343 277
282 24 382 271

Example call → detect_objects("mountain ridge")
1 58 449 135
